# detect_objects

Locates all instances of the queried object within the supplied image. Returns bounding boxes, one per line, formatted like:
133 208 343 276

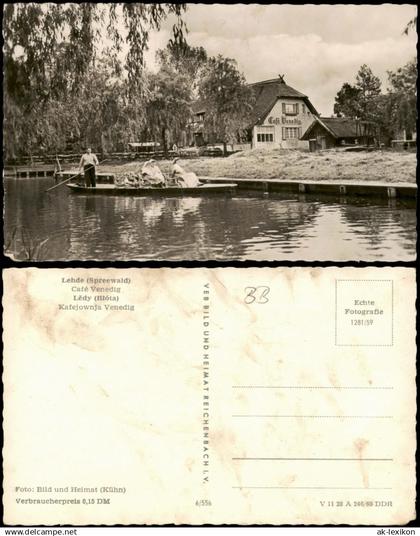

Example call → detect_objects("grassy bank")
99 147 416 184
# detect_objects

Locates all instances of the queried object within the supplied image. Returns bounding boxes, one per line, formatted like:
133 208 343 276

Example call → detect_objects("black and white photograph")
3 3 417 262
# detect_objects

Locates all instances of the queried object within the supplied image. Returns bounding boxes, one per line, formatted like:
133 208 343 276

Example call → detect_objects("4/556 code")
195 499 212 507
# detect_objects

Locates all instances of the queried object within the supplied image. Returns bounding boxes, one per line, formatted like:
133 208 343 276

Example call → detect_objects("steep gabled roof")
249 77 319 125
301 116 376 140
190 77 319 126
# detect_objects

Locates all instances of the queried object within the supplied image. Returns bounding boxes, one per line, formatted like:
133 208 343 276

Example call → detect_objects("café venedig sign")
268 116 302 125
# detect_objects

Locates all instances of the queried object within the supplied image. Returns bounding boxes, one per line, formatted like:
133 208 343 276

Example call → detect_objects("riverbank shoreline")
199 176 416 199
8 147 416 186
99 147 417 185
49 171 416 199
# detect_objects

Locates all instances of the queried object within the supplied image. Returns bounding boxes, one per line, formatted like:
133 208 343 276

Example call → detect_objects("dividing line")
232 457 393 461
232 415 393 419
233 486 393 490
232 386 394 390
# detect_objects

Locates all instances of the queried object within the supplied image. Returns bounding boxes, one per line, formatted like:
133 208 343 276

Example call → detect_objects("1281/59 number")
351 319 374 326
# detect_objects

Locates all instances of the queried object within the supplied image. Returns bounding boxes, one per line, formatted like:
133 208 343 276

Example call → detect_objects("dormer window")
282 103 299 115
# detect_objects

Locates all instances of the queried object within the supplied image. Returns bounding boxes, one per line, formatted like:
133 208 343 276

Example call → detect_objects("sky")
144 4 417 116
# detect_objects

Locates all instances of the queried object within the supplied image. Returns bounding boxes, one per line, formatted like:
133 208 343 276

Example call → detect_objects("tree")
3 3 187 94
334 65 381 121
369 94 394 146
386 59 417 139
403 16 417 35
65 57 149 154
3 55 149 157
3 3 188 158
156 41 208 94
355 64 382 121
198 55 255 155
145 65 193 155
334 83 362 118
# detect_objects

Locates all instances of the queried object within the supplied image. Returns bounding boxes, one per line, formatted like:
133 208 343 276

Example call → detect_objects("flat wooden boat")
66 182 237 196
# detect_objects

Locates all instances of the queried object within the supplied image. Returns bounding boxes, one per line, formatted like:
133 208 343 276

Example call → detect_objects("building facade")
187 75 319 151
300 117 377 150
391 128 417 149
249 76 319 149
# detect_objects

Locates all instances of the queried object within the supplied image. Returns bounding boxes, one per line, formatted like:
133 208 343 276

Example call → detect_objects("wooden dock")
200 177 417 199
14 166 56 178
9 167 416 200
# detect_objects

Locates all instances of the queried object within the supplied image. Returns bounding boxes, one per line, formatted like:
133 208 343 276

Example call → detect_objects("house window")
282 127 302 140
257 133 274 142
282 102 299 115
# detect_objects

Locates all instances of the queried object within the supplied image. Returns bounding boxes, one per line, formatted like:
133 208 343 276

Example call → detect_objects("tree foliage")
198 55 255 153
355 64 382 121
386 59 417 137
3 57 152 157
152 44 257 153
144 65 193 154
334 60 416 144
3 3 187 158
334 64 381 121
156 41 208 95
403 16 417 35
333 83 362 118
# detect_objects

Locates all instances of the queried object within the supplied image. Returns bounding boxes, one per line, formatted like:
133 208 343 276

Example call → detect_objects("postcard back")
2 267 416 525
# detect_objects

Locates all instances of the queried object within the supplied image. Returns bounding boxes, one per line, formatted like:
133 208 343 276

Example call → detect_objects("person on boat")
124 173 139 187
141 159 166 187
79 148 99 188
53 155 62 182
172 158 200 188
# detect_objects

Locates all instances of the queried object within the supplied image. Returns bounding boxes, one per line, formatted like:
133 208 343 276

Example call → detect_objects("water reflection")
4 177 416 261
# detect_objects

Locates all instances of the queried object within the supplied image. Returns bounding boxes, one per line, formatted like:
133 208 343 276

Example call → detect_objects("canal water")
4 177 416 262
